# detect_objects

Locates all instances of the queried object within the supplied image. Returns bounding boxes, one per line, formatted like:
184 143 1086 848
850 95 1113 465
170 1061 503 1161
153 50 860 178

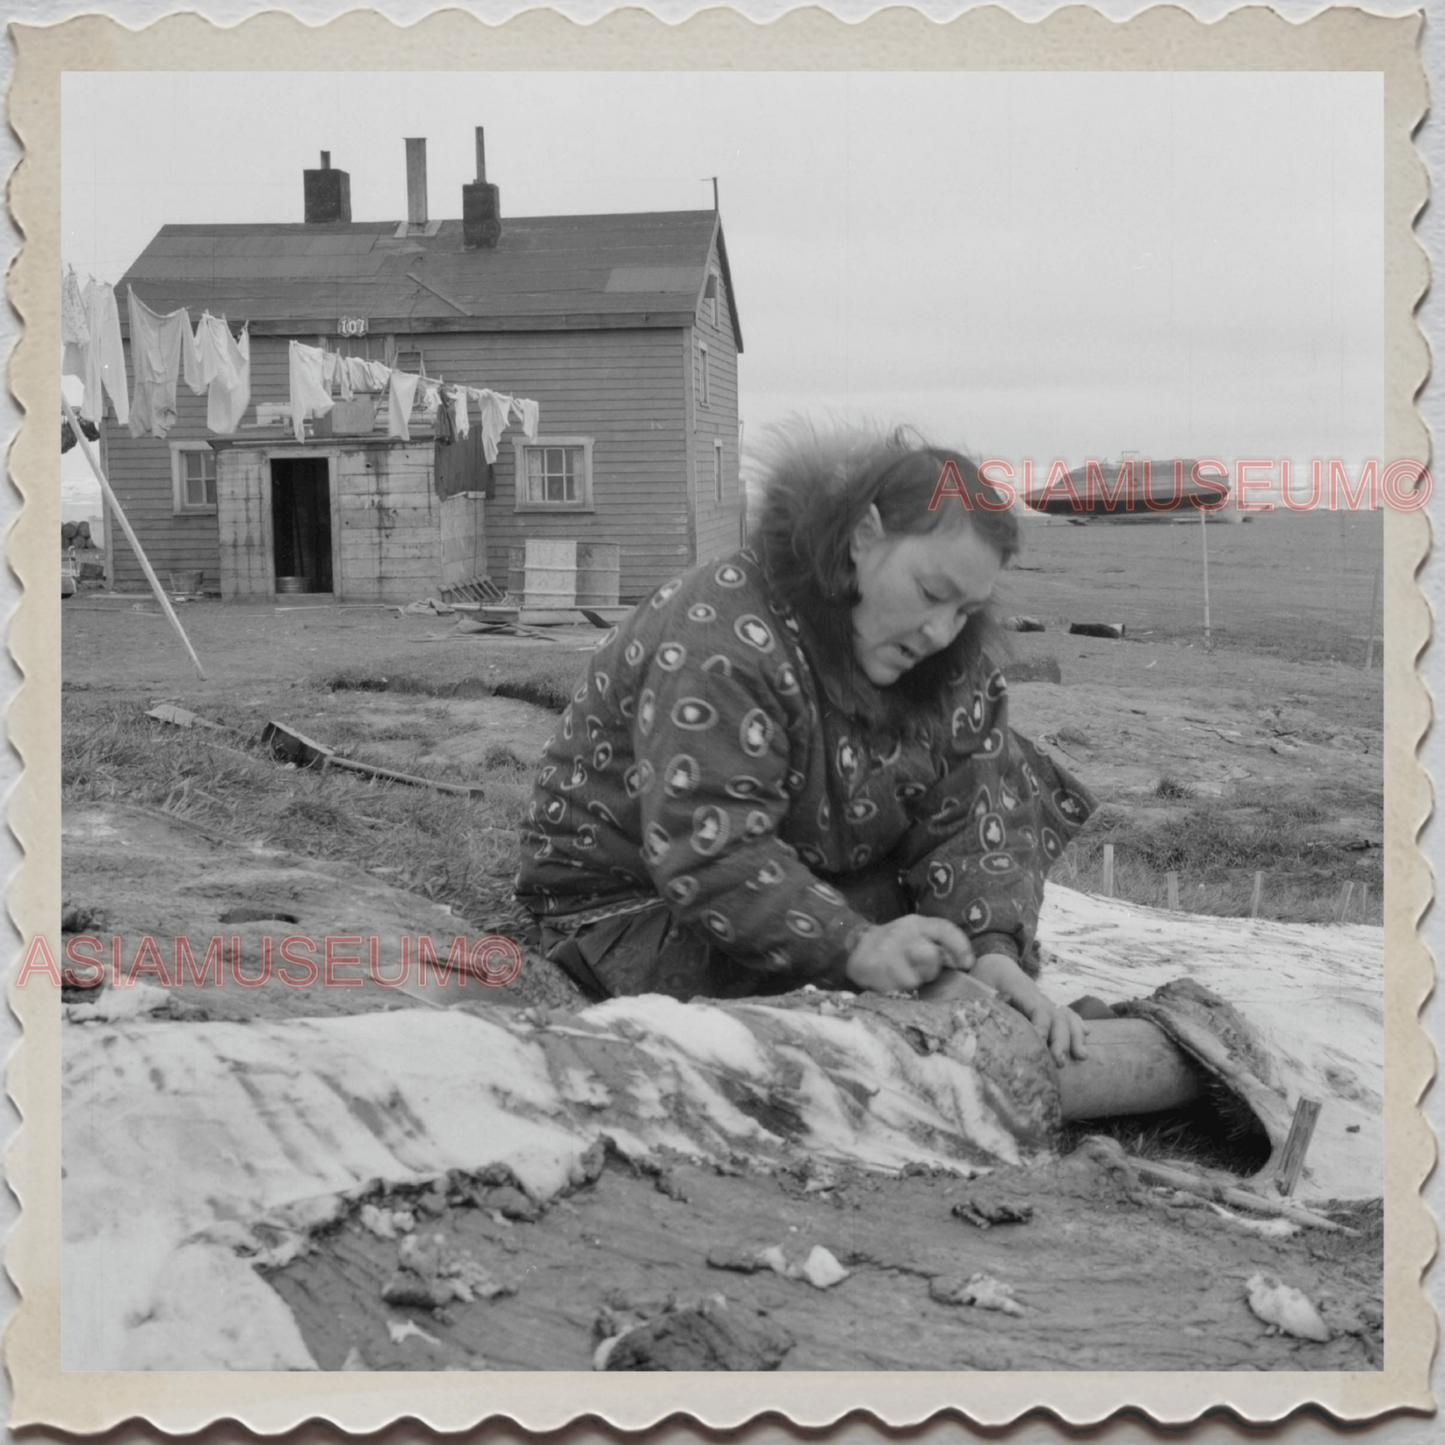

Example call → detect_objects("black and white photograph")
12 7 1432 1429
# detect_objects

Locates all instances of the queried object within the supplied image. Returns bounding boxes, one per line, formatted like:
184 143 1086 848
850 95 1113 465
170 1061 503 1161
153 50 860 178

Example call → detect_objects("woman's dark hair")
751 423 1020 729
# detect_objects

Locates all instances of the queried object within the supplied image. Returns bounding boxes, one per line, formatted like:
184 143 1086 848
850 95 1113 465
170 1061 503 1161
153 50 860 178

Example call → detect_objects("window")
172 443 217 514
513 437 595 512
698 342 710 408
704 272 719 326
714 440 724 504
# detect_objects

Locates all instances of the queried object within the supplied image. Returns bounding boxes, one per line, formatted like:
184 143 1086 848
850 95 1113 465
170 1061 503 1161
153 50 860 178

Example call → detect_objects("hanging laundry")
193 315 250 434
60 267 89 365
127 288 200 439
345 356 376 394
321 350 354 402
447 385 470 438
472 388 512 464
387 368 421 441
225 328 252 433
510 395 540 440
356 358 390 394
435 394 455 445
418 379 443 419
288 341 334 443
63 279 128 427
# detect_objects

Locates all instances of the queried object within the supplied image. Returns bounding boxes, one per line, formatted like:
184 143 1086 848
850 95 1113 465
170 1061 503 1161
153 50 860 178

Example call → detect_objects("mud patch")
267 1156 1382 1372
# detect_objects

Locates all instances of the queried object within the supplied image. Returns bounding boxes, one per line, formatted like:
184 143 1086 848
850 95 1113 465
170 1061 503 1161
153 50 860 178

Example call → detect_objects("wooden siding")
414 327 690 600
332 446 443 603
691 233 743 564
104 322 707 601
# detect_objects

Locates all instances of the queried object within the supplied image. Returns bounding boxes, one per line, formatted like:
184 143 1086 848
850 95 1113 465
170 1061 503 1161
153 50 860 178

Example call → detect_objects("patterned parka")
515 546 1096 991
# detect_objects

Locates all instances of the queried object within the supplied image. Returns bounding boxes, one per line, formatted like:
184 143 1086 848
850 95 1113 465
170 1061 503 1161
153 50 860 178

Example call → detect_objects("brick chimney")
405 138 428 228
463 127 502 250
303 151 351 224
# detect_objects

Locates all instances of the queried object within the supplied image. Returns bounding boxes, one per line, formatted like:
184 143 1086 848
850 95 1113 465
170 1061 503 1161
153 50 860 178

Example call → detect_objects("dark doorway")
271 458 333 593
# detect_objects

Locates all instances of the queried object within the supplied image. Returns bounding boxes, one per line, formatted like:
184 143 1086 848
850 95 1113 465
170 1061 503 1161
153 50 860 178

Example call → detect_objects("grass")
1059 782 1383 925
63 697 534 925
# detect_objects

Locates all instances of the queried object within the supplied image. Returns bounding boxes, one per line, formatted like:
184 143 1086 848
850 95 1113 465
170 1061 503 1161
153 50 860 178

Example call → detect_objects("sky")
61 70 1383 504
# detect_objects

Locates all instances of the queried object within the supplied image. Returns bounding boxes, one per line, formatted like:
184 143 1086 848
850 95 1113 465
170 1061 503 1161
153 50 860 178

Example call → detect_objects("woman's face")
849 509 1004 686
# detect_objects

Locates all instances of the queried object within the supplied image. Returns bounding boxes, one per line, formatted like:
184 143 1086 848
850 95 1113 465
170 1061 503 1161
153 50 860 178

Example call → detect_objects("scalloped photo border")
4 4 1433 1433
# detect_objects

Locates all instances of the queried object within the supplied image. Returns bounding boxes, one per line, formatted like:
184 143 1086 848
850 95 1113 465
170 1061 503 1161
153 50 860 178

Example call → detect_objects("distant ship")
1024 455 1244 523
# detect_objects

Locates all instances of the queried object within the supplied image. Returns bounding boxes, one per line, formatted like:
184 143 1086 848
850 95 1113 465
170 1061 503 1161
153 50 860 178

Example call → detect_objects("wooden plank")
1335 881 1355 923
216 449 272 598
1274 1098 1323 1197
339 540 442 562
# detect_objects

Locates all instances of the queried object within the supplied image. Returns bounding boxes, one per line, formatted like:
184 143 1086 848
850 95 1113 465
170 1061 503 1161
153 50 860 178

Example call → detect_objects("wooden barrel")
576 543 620 607
508 539 577 608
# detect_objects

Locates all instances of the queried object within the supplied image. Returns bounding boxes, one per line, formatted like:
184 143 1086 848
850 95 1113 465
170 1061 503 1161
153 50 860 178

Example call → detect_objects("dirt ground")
267 1154 1382 1373
60 508 1385 1371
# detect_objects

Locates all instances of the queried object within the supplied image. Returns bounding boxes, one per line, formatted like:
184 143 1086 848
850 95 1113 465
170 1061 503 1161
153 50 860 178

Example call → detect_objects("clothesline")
61 265 539 454
287 340 539 456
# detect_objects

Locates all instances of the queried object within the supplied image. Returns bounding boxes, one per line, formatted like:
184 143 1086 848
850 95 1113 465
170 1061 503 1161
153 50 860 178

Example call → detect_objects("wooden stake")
1274 1097 1323 1198
1102 843 1115 898
1250 871 1264 918
1364 543 1383 670
1359 883 1371 920
1200 504 1212 651
1166 871 1179 911
1335 880 1355 923
62 393 206 679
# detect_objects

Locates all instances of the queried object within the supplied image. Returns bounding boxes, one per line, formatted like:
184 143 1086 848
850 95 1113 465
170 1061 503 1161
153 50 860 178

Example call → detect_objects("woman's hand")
970 951 1090 1066
844 916 973 995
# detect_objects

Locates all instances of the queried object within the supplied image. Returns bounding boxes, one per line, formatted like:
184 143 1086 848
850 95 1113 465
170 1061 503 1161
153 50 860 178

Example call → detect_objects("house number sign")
337 317 369 337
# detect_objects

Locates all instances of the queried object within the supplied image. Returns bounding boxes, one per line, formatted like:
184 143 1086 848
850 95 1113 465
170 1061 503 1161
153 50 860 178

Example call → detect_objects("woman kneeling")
515 427 1096 1065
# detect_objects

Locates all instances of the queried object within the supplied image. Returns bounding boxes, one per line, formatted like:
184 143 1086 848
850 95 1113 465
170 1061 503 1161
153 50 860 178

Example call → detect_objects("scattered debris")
381 1273 454 1310
145 703 233 732
359 1204 415 1240
1126 1154 1356 1234
1069 622 1127 639
402 598 455 616
440 577 507 606
439 1255 517 1303
929 1272 1025 1316
450 617 560 642
472 1184 541 1221
1208 1204 1299 1239
705 1241 848 1289
1000 616 1045 632
952 1194 1035 1229
798 1245 849 1289
63 982 171 1024
386 1317 441 1347
262 720 484 799
340 1346 367 1370
706 1244 770 1275
599 1299 793 1372
1245 1272 1331 1342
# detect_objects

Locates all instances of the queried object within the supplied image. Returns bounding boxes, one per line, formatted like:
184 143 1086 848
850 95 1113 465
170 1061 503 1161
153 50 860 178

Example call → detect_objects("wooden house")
103 133 744 603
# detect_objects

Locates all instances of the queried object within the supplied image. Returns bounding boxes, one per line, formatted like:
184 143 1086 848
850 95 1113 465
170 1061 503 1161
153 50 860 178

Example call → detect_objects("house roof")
118 210 743 351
